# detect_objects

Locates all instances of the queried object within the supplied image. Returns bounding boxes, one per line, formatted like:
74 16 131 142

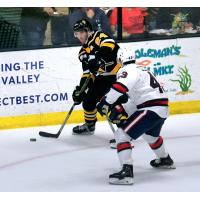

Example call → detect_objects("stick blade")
39 131 59 138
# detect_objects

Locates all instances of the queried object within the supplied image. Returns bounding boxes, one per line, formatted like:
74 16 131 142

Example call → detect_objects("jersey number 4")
148 72 164 93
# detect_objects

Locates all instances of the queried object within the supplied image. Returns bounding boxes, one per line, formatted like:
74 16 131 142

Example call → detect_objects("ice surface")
0 113 200 192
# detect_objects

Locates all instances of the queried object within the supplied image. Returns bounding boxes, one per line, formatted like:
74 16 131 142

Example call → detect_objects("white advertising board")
122 37 200 102
0 47 82 117
0 37 199 118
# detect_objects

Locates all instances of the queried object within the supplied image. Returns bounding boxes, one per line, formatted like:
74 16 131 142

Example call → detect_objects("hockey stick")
105 113 116 133
105 113 118 149
39 103 76 138
39 75 91 138
106 113 134 149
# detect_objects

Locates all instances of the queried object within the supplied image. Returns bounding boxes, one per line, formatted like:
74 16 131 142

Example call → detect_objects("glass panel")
146 8 200 39
110 7 149 40
67 7 113 45
0 8 23 49
0 7 200 51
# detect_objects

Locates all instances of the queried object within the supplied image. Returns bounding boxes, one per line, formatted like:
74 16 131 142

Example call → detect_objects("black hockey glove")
72 86 86 105
108 105 128 125
97 97 112 116
87 55 106 75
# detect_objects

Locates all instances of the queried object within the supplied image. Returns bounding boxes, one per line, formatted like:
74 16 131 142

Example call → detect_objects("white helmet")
117 48 135 65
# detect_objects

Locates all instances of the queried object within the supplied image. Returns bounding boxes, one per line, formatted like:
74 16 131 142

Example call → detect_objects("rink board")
0 100 200 130
0 37 200 129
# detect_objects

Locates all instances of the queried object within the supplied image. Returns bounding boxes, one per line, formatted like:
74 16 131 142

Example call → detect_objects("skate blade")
72 131 94 136
153 165 176 169
109 177 134 185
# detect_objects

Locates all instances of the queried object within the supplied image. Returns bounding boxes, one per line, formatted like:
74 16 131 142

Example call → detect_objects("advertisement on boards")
0 37 200 120
122 37 200 102
0 47 81 117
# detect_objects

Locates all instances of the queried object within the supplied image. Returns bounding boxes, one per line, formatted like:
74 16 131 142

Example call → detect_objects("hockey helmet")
117 48 135 65
73 19 93 32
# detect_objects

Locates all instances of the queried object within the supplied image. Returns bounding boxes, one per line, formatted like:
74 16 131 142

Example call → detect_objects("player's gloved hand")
108 105 128 124
87 55 106 75
72 86 86 105
96 58 106 75
97 97 111 116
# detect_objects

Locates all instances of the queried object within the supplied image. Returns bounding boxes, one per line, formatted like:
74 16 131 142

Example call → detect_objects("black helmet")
73 19 93 32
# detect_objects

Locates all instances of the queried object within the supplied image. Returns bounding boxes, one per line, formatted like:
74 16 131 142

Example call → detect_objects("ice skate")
150 154 176 169
109 164 134 185
72 122 95 135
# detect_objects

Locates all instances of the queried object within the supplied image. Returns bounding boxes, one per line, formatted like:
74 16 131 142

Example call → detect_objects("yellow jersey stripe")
90 74 95 82
100 42 115 50
84 109 97 115
88 31 99 46
111 63 121 74
99 33 108 38
83 47 91 53
84 116 97 121
81 73 95 82
81 73 91 78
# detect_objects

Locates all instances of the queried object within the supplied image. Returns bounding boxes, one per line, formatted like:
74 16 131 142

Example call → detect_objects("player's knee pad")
114 128 132 144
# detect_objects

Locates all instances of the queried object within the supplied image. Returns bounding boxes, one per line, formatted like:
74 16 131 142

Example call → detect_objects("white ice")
0 113 200 192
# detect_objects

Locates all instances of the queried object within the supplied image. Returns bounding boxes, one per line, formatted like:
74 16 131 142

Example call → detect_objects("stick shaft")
57 103 75 134
55 75 92 136
106 114 116 133
39 75 92 138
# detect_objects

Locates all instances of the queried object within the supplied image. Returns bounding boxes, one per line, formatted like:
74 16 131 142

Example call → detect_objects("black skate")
72 122 95 135
150 154 176 169
109 164 134 185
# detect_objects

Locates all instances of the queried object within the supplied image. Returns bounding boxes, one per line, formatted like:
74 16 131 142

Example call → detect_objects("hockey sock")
143 134 168 158
115 128 133 165
84 108 97 124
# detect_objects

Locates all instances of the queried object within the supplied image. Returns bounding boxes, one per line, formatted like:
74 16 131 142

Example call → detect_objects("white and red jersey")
105 63 169 118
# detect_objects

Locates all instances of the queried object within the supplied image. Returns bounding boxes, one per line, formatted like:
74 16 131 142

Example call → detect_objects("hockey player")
97 48 175 185
72 19 121 135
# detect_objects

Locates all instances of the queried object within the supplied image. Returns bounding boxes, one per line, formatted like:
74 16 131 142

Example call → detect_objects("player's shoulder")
117 64 138 79
98 32 117 49
123 64 139 73
87 31 100 42
98 31 109 38
87 30 114 47
91 30 115 43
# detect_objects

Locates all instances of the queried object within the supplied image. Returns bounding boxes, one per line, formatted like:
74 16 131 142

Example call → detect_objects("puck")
30 138 37 142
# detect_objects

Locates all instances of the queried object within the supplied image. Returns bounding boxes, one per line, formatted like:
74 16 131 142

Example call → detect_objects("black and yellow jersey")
78 31 121 83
